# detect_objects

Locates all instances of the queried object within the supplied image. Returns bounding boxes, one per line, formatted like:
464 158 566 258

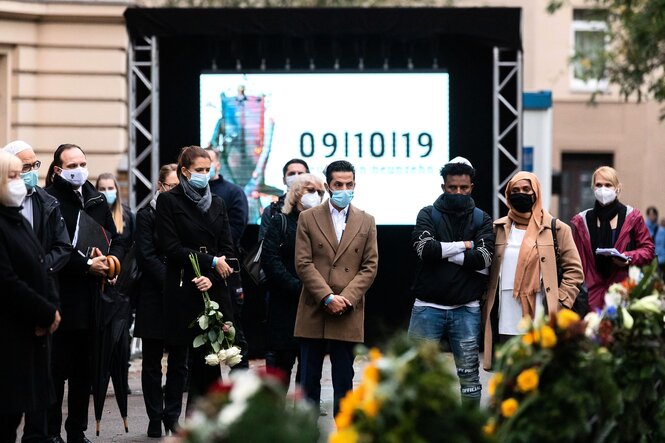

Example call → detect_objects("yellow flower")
521 329 540 346
363 364 380 385
335 409 352 429
482 419 496 436
501 398 519 418
539 325 557 348
368 347 382 362
556 309 580 330
516 368 539 393
488 373 503 397
329 428 359 443
339 390 359 414
362 397 380 418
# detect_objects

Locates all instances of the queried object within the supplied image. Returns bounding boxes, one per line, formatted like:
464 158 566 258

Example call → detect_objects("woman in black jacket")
155 146 235 422
262 173 325 389
134 163 183 438
0 151 60 442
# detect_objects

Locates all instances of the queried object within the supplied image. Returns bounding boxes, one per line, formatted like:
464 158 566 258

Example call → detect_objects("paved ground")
16 353 491 442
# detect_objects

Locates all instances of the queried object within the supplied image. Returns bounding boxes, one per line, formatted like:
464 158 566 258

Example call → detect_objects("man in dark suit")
44 144 125 443
2 140 71 443
294 160 378 416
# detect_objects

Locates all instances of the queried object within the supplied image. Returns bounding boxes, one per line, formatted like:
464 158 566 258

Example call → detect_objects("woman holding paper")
571 166 655 311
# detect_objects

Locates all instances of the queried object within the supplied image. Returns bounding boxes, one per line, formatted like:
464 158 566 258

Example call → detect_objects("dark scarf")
180 178 212 215
587 199 626 278
438 194 475 240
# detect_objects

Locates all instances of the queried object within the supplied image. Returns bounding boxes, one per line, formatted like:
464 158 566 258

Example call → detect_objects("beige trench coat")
482 213 583 370
294 203 378 343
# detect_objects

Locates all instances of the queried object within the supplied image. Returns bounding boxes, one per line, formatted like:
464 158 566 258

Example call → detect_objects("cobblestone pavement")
16 353 491 442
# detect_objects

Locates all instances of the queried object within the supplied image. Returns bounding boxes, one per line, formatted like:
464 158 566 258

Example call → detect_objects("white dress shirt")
328 200 349 243
20 191 35 228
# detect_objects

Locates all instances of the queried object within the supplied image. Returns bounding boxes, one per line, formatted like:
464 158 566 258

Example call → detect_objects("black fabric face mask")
509 192 535 213
442 193 471 210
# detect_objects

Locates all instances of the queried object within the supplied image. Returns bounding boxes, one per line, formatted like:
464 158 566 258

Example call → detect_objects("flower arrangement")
584 261 665 442
189 253 242 368
330 337 490 443
487 309 622 443
178 369 320 443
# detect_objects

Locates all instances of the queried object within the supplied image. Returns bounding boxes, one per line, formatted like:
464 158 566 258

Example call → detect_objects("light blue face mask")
21 170 39 191
188 171 210 189
330 189 354 208
209 164 217 180
102 189 117 206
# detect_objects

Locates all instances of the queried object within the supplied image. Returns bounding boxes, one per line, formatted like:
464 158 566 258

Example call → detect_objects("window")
570 9 608 92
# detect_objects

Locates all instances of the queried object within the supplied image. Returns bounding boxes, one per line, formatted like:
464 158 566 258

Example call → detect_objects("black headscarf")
586 198 627 278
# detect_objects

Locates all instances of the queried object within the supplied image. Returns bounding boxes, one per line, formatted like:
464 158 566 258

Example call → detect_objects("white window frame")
570 15 609 92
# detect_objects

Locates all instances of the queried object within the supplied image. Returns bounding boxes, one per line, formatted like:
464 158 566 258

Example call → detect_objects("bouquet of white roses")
189 253 242 368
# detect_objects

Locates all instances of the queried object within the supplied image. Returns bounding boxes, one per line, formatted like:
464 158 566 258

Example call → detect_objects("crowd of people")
0 139 657 442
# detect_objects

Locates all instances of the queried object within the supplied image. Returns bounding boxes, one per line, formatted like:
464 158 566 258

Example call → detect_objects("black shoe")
46 437 65 443
147 420 162 438
163 420 178 436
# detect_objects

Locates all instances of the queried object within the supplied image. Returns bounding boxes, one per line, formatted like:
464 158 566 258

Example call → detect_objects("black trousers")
0 413 22 443
22 408 48 443
228 273 249 370
141 339 188 427
185 345 222 414
267 348 301 391
300 338 355 417
47 330 91 440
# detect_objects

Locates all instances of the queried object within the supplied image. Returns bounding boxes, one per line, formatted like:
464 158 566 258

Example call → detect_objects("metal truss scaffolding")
128 36 159 211
492 47 523 219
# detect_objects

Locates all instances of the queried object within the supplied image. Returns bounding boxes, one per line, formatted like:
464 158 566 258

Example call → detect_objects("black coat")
45 174 125 330
28 187 72 306
134 204 165 339
0 205 57 414
209 175 248 246
261 210 300 350
156 185 235 346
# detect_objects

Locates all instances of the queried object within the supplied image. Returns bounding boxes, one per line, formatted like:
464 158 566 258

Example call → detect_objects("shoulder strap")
551 217 561 261
430 206 441 232
279 213 287 236
472 207 483 232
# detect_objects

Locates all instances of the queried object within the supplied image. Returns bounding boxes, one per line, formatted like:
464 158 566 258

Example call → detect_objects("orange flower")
329 428 359 443
522 329 540 346
501 398 519 418
482 419 496 436
368 347 382 362
362 397 380 418
556 309 580 330
335 409 352 429
488 373 503 397
539 325 557 348
516 368 539 393
363 364 380 385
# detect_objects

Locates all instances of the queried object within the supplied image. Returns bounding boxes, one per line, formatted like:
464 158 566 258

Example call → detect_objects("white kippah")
446 156 473 169
2 140 33 155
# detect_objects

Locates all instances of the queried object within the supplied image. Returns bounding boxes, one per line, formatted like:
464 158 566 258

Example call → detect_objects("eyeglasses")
21 161 41 173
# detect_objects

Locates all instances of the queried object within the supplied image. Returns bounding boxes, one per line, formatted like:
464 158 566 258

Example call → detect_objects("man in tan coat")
294 160 378 416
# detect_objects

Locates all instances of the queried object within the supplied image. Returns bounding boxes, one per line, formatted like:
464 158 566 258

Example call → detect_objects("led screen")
200 72 449 225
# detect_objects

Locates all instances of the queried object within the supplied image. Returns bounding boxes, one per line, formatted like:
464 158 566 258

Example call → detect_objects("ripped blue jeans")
407 304 482 403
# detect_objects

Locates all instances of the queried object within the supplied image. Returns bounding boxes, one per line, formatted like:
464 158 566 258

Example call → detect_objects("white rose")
205 353 220 366
217 349 228 362
230 371 261 403
604 291 622 308
218 402 246 426
628 266 641 283
630 294 662 314
584 311 601 337
227 354 243 367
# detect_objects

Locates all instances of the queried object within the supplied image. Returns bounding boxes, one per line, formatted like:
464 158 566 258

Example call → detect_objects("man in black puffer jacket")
408 157 495 405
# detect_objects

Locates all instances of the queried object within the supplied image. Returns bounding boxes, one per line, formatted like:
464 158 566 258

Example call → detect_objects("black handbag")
243 213 287 287
551 218 589 317
116 245 142 305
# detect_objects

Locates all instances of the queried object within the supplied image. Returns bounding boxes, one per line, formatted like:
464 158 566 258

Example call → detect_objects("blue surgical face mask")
21 170 39 191
102 189 117 206
330 189 354 209
188 171 210 189
209 164 217 180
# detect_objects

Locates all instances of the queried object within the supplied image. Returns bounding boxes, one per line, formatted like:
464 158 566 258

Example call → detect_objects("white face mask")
2 179 27 207
59 166 89 188
594 187 617 206
300 192 322 209
285 175 298 190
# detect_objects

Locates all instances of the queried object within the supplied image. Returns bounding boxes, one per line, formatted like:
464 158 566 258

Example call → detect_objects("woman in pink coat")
570 166 655 311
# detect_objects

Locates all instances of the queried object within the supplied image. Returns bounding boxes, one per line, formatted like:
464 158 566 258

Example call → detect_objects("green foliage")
548 0 665 119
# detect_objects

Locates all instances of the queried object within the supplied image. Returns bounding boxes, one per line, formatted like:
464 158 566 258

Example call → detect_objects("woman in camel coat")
482 172 583 370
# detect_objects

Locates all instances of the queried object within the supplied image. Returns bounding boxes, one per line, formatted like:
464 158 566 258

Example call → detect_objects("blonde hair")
96 172 124 234
282 173 325 215
0 151 22 205
591 166 620 188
